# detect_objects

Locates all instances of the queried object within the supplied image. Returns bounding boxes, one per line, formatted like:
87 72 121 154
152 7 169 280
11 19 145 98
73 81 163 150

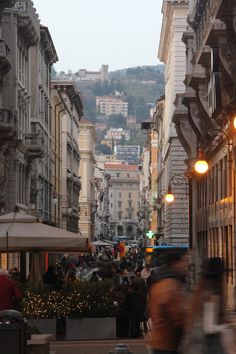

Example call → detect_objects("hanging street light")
194 148 209 174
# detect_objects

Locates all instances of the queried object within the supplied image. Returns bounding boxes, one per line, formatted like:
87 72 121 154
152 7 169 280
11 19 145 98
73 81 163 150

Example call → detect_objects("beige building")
77 64 108 81
78 119 96 240
105 163 140 239
157 0 189 245
96 96 128 117
105 128 130 141
51 82 83 234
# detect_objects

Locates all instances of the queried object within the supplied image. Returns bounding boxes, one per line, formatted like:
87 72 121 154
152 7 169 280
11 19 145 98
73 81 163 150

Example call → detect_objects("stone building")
0 0 43 215
174 0 236 309
78 118 96 240
51 82 83 234
157 0 189 245
105 163 140 239
94 162 111 240
30 25 58 223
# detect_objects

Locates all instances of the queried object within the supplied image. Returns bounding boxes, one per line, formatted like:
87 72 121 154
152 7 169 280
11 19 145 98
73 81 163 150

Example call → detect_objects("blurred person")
141 264 151 280
90 271 99 282
182 257 235 354
0 268 23 311
43 265 62 289
148 249 189 354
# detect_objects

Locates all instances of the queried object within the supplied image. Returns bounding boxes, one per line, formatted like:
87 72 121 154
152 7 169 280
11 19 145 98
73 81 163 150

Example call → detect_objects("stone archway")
117 225 123 236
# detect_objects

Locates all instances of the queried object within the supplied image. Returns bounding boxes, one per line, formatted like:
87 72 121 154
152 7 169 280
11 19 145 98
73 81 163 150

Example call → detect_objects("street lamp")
194 148 209 174
164 174 189 204
194 128 233 174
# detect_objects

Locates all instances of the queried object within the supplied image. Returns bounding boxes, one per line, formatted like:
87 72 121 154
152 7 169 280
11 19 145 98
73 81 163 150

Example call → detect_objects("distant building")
105 128 130 141
126 116 137 127
96 96 128 117
105 163 140 239
95 122 107 132
114 145 140 164
77 65 108 81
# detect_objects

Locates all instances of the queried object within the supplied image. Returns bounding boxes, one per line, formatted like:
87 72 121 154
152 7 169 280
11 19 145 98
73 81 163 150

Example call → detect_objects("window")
127 173 129 178
111 203 113 208
128 213 132 219
129 192 132 198
116 173 120 177
118 201 122 208
119 192 121 198
111 193 113 199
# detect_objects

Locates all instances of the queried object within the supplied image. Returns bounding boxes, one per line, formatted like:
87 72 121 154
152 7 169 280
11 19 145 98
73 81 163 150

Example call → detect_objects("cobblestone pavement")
50 339 148 354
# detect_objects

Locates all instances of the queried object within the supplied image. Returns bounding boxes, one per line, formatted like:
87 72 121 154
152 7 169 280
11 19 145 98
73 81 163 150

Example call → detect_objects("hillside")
77 65 165 122
53 65 165 155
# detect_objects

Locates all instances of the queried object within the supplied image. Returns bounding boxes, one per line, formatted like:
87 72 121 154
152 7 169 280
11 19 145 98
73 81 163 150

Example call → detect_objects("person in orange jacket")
148 250 189 354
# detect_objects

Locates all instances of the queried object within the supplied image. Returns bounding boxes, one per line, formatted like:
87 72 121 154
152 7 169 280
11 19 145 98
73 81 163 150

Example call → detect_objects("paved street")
51 339 148 354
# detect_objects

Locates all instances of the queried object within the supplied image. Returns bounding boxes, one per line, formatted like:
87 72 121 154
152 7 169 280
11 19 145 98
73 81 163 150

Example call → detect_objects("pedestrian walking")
148 249 189 354
181 257 236 354
0 268 23 311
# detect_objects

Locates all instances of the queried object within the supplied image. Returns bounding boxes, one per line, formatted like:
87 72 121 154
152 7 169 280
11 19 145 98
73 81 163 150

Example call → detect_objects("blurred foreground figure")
0 269 23 311
182 257 235 354
148 249 189 354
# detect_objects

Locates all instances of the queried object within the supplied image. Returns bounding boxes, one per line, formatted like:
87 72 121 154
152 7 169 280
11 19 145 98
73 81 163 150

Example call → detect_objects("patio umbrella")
0 211 89 252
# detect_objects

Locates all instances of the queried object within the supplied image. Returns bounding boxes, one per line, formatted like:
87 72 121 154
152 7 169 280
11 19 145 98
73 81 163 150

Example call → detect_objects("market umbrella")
0 212 89 252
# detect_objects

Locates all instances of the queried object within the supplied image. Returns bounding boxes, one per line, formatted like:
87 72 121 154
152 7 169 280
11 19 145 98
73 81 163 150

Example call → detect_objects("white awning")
0 212 90 252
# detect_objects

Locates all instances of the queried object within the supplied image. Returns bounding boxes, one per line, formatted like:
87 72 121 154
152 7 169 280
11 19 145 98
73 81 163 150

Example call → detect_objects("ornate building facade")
51 82 83 234
174 0 236 308
78 119 96 240
157 0 189 245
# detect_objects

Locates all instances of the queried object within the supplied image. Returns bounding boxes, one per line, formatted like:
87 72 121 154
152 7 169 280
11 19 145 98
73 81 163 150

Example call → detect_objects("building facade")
30 26 58 223
96 96 128 117
105 128 130 142
105 163 140 239
94 161 111 240
114 145 140 164
77 64 108 81
51 82 83 234
174 0 236 309
157 0 189 245
78 119 96 240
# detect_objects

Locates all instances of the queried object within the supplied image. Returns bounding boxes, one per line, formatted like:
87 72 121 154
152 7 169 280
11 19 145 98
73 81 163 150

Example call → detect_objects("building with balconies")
174 0 236 309
51 81 83 234
105 163 140 239
0 0 43 215
30 25 58 224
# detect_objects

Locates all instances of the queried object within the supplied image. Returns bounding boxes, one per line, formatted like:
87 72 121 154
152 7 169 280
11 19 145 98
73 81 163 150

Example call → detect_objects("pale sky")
33 0 163 72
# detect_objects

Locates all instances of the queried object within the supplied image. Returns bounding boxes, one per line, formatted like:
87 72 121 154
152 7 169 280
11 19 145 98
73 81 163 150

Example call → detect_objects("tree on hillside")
108 114 127 128
96 144 112 155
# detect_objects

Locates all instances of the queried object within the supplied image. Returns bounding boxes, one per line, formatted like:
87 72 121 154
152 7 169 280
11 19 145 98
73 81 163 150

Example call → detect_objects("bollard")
109 343 132 354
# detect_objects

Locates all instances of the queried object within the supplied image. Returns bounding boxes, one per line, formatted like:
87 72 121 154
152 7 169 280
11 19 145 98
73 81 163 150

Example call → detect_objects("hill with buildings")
53 65 165 156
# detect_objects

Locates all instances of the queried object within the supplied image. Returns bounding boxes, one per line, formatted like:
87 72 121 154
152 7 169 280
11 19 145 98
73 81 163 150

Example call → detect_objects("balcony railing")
0 39 11 74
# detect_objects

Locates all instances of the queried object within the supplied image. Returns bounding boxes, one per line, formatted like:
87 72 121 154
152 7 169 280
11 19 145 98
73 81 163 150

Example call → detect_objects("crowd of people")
0 244 235 353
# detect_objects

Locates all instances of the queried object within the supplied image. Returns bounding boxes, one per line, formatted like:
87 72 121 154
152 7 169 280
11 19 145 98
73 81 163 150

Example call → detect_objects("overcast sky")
33 0 163 73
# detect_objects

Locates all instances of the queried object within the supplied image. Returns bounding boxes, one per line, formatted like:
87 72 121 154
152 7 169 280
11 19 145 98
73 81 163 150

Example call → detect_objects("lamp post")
194 127 234 175
164 174 189 204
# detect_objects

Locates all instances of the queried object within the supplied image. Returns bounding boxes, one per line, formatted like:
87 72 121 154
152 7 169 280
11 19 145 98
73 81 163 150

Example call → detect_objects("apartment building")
106 163 140 239
96 96 128 117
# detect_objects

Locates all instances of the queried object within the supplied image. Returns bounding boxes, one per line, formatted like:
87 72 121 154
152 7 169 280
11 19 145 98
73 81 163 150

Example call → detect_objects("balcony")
0 108 16 139
23 132 44 159
0 40 11 74
13 1 40 46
